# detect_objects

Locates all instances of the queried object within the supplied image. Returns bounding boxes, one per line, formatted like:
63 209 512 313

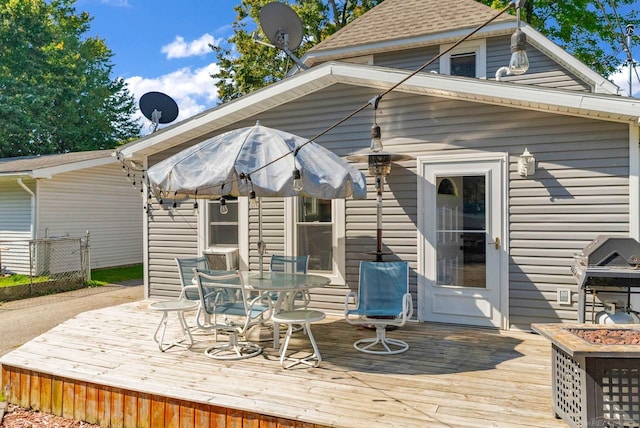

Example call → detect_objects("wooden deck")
0 300 568 428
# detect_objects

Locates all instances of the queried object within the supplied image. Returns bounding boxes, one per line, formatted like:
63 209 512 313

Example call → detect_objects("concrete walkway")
0 281 143 357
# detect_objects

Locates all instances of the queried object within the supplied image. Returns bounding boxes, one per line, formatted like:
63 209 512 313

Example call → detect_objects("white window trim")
285 197 345 285
439 39 486 79
198 197 248 271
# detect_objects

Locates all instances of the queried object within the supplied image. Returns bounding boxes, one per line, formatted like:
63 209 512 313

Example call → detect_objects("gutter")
16 178 36 240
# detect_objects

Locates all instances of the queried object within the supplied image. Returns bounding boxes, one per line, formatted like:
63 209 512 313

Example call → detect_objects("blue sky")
75 0 639 134
76 0 242 131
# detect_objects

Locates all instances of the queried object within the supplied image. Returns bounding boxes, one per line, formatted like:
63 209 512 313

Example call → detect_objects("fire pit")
532 323 640 428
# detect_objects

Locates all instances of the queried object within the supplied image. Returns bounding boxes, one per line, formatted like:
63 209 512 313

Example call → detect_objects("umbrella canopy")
147 122 367 200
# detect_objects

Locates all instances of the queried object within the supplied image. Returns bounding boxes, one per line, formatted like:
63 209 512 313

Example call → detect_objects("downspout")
16 178 36 240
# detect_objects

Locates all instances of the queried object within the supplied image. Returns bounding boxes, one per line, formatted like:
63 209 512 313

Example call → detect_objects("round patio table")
242 271 330 349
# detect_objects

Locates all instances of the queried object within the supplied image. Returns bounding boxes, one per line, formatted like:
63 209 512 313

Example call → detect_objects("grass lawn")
86 264 143 286
0 264 142 288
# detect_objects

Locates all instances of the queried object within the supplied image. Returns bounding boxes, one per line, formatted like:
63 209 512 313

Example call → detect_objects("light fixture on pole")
348 96 413 262
517 147 535 177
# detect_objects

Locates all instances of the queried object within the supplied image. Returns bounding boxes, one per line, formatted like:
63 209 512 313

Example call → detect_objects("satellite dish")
139 91 179 132
259 2 308 70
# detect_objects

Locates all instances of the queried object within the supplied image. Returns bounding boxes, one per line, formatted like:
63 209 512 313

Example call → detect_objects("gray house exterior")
118 0 640 330
0 150 143 274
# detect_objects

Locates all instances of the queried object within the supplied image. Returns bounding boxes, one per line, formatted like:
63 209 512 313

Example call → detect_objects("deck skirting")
1 364 323 427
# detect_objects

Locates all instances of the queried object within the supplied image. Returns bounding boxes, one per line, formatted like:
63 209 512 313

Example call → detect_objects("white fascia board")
521 24 620 95
330 63 640 123
301 21 516 67
30 156 116 179
118 65 339 160
0 172 31 179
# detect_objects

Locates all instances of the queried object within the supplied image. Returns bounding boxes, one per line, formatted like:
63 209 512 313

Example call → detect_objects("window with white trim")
207 197 238 247
440 40 486 79
287 196 345 283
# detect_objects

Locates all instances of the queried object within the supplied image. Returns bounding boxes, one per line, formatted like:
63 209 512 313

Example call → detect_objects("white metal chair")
345 261 413 355
269 255 311 310
193 268 272 360
175 256 210 328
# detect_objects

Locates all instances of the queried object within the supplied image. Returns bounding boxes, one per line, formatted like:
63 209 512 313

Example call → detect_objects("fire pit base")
532 324 640 428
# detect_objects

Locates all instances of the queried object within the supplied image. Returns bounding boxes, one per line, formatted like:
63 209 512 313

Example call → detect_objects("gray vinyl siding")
487 35 591 90
0 178 34 274
143 82 631 326
374 46 440 72
373 36 592 92
37 164 143 269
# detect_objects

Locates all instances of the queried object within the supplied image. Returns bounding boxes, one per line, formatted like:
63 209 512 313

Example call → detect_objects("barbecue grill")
572 235 640 323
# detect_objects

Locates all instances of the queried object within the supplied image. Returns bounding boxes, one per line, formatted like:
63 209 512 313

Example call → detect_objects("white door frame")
417 153 509 329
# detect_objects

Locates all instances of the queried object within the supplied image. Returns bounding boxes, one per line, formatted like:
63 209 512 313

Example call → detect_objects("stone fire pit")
532 323 640 428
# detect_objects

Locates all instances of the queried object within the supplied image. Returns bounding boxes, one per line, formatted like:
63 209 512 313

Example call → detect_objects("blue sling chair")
175 256 210 328
193 268 272 360
345 261 413 354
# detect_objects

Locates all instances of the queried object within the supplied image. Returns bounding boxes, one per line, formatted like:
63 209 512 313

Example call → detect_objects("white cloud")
610 64 640 98
125 62 221 134
161 34 219 59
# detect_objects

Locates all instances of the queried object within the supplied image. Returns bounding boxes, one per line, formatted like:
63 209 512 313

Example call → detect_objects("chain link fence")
0 233 90 299
29 234 90 287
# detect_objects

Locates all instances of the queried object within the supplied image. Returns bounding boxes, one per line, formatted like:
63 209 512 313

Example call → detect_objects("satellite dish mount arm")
278 31 308 70
150 109 162 132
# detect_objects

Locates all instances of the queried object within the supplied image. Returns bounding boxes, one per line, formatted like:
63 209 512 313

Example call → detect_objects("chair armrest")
403 293 413 321
248 293 273 319
344 290 358 315
179 284 199 300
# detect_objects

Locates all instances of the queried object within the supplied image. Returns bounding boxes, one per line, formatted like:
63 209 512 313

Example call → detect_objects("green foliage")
211 0 383 103
481 0 639 77
0 0 141 158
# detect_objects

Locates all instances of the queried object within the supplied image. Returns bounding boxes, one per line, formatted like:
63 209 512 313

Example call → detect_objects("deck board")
0 300 567 427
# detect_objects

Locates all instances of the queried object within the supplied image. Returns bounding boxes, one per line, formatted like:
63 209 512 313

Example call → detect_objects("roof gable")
118 62 639 160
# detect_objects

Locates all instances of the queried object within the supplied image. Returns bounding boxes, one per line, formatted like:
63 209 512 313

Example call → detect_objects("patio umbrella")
147 122 367 272
147 121 366 200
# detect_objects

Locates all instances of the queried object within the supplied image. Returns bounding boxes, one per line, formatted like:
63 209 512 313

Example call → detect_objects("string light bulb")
249 190 259 208
292 168 303 192
219 197 228 215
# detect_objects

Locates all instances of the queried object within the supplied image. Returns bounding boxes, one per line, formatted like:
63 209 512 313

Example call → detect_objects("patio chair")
175 256 210 328
269 255 311 310
193 268 272 360
345 261 413 355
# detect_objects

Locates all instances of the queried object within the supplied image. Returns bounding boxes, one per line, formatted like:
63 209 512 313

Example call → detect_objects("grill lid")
579 235 640 267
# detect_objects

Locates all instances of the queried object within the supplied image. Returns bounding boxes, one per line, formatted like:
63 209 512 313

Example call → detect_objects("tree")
211 0 383 103
0 0 141 158
481 0 639 77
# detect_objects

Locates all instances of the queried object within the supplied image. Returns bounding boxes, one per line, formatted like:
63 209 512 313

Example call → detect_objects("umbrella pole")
375 176 384 262
257 197 265 274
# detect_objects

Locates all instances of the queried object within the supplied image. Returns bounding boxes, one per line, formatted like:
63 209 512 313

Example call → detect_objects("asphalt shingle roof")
307 0 515 53
0 150 113 174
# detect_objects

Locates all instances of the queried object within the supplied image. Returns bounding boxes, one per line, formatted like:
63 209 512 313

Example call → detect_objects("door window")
436 176 486 288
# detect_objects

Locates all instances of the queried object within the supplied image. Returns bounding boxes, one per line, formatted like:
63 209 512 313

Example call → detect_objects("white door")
418 155 506 328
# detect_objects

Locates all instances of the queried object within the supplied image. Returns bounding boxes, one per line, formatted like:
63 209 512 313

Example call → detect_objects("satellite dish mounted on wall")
258 2 308 70
139 91 179 132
